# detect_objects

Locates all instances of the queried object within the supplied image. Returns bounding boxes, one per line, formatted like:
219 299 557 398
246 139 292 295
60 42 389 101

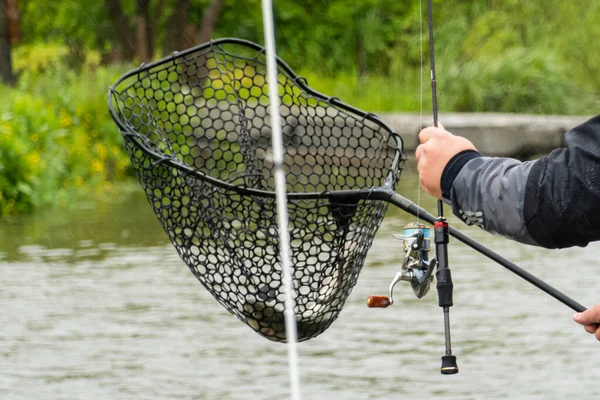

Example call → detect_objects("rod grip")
367 296 391 308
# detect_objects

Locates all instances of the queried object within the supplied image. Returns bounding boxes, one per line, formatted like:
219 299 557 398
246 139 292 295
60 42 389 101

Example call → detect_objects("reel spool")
367 222 436 308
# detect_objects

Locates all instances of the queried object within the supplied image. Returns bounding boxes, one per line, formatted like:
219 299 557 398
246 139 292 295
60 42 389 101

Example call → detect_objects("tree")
134 0 152 62
0 0 15 85
105 0 224 62
198 0 223 44
6 0 20 44
164 0 189 53
106 0 136 61
164 0 223 53
105 0 164 63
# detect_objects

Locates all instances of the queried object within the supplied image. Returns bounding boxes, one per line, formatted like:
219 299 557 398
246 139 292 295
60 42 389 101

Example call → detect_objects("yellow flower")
59 109 72 128
31 133 39 142
71 134 88 155
92 159 104 173
96 143 107 159
1 123 13 139
75 176 84 187
26 152 41 167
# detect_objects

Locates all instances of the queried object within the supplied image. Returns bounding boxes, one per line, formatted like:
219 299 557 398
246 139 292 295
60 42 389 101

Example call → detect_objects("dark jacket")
442 115 600 249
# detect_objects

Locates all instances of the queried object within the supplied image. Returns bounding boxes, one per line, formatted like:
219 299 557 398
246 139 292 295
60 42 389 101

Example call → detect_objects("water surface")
1 176 598 399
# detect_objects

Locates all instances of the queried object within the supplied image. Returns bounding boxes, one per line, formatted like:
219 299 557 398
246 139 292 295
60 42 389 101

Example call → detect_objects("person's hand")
573 304 600 341
415 125 477 199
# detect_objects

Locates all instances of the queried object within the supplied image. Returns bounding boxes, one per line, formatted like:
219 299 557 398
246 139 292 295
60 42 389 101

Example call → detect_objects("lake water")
1 173 599 400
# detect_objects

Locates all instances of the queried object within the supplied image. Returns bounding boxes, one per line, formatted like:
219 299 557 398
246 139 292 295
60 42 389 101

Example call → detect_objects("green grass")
299 49 599 116
299 70 423 113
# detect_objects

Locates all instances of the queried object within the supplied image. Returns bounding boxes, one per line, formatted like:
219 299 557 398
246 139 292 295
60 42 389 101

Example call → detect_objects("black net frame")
108 38 405 342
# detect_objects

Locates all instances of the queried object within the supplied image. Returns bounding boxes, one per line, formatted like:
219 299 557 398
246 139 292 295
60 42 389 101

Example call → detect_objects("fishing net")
108 38 405 342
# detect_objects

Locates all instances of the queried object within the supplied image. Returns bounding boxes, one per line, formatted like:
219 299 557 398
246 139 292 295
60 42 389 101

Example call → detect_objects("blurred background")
1 1 599 399
1 0 600 214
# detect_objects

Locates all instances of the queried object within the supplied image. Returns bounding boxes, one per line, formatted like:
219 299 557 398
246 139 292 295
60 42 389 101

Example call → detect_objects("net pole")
260 1 303 399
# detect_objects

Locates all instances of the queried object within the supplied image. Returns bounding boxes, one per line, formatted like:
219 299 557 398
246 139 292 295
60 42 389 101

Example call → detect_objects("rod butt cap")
441 354 459 375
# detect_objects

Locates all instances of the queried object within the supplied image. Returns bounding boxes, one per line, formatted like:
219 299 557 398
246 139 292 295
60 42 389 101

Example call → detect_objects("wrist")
441 149 482 201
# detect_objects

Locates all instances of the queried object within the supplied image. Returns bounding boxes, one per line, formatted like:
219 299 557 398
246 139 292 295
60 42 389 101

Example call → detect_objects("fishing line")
260 1 302 398
416 0 424 221
426 0 442 220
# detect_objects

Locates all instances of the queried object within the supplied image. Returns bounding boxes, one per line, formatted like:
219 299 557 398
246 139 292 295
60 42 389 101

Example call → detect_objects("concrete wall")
379 113 592 158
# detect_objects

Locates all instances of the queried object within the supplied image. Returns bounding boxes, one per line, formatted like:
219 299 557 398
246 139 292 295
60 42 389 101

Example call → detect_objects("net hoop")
108 37 406 342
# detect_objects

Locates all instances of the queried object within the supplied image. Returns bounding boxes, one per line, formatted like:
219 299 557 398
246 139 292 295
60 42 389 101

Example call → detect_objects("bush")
2 27 599 215
0 49 131 215
440 48 598 114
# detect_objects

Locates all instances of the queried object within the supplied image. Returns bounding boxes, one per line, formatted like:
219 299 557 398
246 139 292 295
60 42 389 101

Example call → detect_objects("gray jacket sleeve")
445 114 600 249
448 157 539 246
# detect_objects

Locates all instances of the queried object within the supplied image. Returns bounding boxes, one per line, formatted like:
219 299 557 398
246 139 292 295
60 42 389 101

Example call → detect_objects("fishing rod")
385 190 587 313
369 0 459 375
427 0 458 375
419 0 584 314
365 0 588 375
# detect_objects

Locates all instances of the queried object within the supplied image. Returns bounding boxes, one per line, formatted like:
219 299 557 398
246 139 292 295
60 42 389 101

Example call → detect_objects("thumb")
573 305 600 325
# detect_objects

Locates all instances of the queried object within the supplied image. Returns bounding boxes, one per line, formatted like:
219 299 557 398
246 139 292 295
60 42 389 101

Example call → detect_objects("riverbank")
380 113 591 159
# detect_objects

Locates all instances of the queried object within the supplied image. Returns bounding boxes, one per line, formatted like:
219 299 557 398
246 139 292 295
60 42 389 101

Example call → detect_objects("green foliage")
441 49 597 114
216 0 599 114
430 0 600 113
2 0 600 215
12 44 70 74
0 49 131 215
20 0 114 62
300 69 425 113
256 0 419 77
16 0 600 103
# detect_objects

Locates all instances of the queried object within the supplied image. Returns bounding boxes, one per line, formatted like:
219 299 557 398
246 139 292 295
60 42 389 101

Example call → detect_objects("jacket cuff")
441 149 482 201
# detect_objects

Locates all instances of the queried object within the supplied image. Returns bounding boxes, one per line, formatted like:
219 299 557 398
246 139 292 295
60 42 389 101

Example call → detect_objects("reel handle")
366 295 391 308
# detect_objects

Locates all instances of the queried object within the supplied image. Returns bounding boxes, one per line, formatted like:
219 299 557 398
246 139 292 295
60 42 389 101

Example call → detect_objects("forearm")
447 156 540 246
446 115 600 249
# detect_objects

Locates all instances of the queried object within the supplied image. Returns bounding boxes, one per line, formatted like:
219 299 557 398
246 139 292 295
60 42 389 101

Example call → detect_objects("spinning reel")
367 222 436 307
367 221 459 375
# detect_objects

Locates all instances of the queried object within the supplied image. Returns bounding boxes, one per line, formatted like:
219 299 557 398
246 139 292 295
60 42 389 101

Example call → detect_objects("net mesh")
109 39 404 342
